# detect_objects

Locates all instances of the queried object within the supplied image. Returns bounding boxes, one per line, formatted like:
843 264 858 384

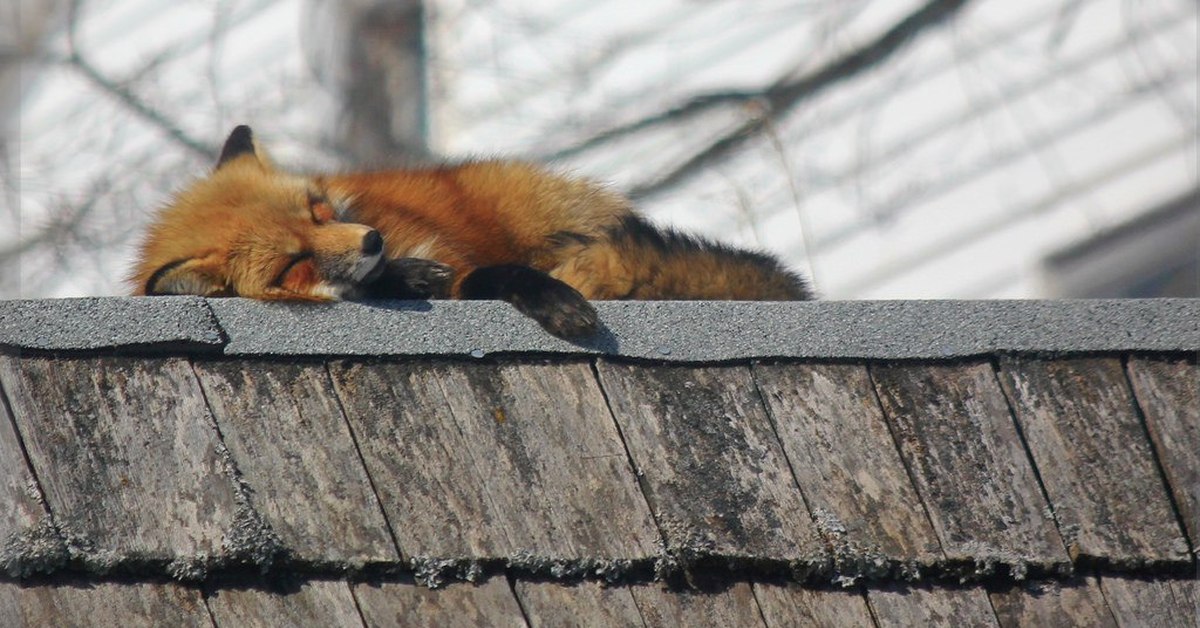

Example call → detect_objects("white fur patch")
330 192 358 222
160 274 223 296
352 249 385 282
311 282 349 300
403 237 440 260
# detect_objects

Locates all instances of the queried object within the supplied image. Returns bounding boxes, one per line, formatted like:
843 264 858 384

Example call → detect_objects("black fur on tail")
607 216 812 301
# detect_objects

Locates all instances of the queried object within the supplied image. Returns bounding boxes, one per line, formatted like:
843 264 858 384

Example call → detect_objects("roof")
0 298 1197 626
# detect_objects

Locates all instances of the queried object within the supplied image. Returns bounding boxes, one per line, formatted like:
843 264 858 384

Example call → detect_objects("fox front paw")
459 264 599 339
362 257 454 299
518 279 599 339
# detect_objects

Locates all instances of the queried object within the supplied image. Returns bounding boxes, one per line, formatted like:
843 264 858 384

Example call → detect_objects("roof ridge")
1 298 1197 360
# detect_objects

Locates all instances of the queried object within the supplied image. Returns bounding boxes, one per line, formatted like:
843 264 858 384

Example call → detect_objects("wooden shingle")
330 360 660 568
596 362 825 568
351 577 526 627
629 581 764 628
1126 356 1200 546
205 579 362 627
0 356 242 570
754 363 942 575
752 582 875 627
866 584 999 628
871 362 1069 573
0 581 211 627
988 578 1115 628
0 383 60 576
193 360 399 566
514 580 645 627
1099 576 1199 626
998 357 1189 565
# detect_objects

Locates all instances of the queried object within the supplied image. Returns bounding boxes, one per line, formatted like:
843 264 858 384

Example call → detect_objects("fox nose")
361 230 383 256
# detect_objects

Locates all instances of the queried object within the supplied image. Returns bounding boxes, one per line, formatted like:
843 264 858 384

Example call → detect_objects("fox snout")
345 228 386 283
306 225 387 295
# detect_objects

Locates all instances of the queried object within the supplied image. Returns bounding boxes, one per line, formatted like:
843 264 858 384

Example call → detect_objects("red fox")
131 125 811 337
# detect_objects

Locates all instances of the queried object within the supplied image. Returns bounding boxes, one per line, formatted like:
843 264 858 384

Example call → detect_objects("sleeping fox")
131 125 811 337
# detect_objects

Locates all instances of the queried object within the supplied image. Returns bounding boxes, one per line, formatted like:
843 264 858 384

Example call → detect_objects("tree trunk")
304 0 429 163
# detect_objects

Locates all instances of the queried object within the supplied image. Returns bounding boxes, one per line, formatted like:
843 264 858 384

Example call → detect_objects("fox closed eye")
308 192 335 224
275 253 316 288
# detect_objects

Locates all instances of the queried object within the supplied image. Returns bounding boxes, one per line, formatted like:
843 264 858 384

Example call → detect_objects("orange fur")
131 126 810 308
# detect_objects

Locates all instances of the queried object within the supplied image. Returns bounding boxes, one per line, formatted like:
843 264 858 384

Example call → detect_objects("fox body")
132 125 810 336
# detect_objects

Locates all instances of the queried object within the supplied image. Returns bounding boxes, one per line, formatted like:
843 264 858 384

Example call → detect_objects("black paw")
362 257 454 299
459 265 599 339
516 279 599 339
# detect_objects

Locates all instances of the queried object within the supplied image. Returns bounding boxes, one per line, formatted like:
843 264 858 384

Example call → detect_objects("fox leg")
359 257 455 299
457 265 599 339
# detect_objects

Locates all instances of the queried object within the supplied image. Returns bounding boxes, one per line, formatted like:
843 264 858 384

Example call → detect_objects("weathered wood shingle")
329 360 660 578
997 357 1189 566
0 356 246 576
1126 356 1200 545
870 362 1069 575
753 363 941 577
596 362 825 571
193 361 400 567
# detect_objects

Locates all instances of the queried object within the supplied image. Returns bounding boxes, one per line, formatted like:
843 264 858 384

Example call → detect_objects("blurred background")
2 0 1196 300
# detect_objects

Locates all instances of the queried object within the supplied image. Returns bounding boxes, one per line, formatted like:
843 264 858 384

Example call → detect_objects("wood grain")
1099 576 1198 627
596 362 823 562
352 577 526 628
514 580 644 627
205 579 362 628
1126 356 1200 546
330 360 660 561
988 577 1116 628
0 356 239 560
998 357 1187 564
867 585 999 628
193 360 399 565
629 581 765 628
870 362 1067 568
0 582 212 628
754 363 942 569
0 377 59 575
753 582 875 628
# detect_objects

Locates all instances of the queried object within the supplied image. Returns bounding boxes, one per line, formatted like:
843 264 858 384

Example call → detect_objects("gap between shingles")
1121 355 1197 558
321 360 411 564
588 360 671 554
863 362 949 563
986 356 1074 561
0 356 65 550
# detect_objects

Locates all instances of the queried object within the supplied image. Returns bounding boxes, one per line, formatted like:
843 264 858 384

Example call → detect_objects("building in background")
3 0 1196 299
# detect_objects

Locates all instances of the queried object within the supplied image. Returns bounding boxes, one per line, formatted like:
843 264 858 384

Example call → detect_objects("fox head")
130 125 384 301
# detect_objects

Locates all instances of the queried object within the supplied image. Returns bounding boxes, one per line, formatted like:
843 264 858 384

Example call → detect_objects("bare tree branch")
627 0 974 201
63 0 215 160
539 1 972 164
0 177 112 264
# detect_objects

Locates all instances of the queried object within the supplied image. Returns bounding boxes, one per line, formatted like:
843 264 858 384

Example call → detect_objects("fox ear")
215 125 261 170
145 257 229 296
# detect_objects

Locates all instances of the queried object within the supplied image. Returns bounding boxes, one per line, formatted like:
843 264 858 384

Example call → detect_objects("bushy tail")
606 216 812 301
